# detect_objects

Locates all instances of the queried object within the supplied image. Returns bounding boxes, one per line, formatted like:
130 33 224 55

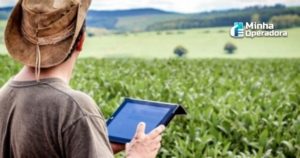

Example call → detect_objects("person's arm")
62 116 114 158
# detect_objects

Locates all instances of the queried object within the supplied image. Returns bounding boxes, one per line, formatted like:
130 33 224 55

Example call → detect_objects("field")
1 22 300 58
0 20 6 52
83 27 300 58
0 55 299 157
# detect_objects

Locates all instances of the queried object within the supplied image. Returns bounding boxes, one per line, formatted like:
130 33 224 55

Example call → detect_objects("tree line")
146 4 300 31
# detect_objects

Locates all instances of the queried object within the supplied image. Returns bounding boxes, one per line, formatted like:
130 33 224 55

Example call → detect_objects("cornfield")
0 55 299 157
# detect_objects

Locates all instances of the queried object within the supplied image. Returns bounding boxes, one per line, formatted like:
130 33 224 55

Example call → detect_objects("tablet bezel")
106 98 178 144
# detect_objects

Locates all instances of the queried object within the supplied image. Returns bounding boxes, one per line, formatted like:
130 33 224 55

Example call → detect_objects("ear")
76 32 85 51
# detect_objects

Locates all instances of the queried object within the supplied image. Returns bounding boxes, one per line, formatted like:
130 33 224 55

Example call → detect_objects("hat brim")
4 0 85 68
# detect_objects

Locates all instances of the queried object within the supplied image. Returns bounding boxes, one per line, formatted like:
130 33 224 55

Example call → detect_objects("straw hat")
5 0 91 69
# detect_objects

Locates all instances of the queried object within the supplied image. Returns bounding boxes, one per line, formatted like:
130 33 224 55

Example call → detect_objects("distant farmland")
82 27 300 58
1 21 299 58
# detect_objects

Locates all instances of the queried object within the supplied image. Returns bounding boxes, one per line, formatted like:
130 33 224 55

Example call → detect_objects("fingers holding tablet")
125 122 166 158
148 125 165 140
134 122 146 140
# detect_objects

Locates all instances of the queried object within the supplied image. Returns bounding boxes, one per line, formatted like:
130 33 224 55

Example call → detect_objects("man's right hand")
125 122 165 158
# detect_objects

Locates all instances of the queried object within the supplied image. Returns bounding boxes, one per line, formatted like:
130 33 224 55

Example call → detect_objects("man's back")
0 78 113 158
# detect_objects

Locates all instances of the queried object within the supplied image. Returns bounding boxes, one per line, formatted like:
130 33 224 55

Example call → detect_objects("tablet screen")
107 102 172 142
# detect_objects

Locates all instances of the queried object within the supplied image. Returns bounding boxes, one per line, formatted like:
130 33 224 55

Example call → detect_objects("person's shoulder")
42 82 103 118
67 90 102 115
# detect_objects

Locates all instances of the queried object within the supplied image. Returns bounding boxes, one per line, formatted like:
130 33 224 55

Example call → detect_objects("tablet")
106 98 186 144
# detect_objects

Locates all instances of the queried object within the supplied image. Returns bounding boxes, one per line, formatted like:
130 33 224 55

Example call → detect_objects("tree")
269 14 300 29
251 13 260 23
174 45 188 57
224 42 237 54
87 32 95 37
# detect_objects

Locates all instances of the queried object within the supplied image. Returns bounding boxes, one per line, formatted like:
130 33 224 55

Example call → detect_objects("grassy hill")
81 27 300 58
0 7 11 19
115 14 186 32
86 8 177 29
87 5 300 32
1 26 300 58
0 20 6 52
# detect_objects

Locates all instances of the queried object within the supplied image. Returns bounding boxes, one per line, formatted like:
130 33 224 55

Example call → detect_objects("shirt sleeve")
62 116 114 158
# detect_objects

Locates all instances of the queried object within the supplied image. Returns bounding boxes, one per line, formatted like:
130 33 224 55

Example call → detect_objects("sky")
1 0 300 13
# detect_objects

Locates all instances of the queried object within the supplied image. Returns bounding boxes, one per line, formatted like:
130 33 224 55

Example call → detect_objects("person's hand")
125 122 165 158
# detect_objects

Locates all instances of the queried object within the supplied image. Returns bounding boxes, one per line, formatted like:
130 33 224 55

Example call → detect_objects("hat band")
21 20 76 45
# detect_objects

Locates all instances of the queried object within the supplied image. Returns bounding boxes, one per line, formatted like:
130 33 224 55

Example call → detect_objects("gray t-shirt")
0 78 114 158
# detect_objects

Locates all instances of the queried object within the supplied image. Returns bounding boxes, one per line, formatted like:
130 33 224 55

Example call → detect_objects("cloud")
1 0 300 13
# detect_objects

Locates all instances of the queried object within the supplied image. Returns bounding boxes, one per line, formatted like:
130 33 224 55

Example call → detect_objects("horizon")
0 0 300 13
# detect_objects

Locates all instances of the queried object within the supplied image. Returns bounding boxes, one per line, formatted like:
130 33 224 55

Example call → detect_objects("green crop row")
0 55 299 157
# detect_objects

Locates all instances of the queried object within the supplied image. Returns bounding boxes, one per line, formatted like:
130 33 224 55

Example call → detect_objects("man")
0 0 165 158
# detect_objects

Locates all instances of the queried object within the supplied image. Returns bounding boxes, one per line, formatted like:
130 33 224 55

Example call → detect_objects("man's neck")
13 54 77 84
